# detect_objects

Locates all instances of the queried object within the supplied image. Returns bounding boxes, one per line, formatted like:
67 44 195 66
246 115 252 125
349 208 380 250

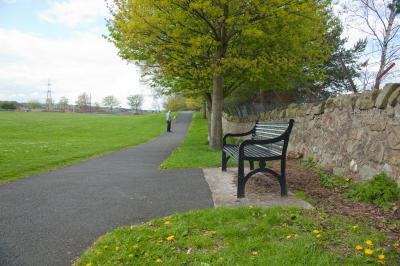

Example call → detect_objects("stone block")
395 104 400 118
312 102 325 115
324 97 335 112
356 91 377 110
287 150 303 159
370 142 385 163
388 125 400 149
387 150 400 166
387 106 395 118
286 104 298 118
359 165 379 180
375 83 400 109
382 163 393 175
350 159 358 173
295 104 308 117
388 134 400 150
334 94 357 110
343 94 358 110
370 118 387 131
388 87 400 107
333 167 346 176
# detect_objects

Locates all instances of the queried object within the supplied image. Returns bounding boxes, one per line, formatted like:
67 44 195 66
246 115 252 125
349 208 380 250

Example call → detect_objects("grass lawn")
0 112 166 183
77 207 397 266
161 113 226 169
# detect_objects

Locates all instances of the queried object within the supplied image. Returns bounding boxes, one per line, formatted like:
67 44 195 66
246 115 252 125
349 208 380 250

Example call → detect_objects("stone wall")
222 83 400 183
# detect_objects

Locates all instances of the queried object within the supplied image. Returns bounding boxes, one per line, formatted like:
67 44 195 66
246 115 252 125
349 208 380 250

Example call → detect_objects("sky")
0 0 397 109
0 0 160 109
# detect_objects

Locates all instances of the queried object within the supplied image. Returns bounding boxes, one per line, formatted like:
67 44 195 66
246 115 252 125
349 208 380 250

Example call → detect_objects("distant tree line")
2 93 146 113
0 101 17 110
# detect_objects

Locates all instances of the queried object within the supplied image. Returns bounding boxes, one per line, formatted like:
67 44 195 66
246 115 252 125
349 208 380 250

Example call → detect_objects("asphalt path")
0 112 214 266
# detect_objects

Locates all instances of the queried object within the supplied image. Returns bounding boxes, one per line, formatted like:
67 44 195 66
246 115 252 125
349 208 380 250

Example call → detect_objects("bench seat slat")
223 144 282 160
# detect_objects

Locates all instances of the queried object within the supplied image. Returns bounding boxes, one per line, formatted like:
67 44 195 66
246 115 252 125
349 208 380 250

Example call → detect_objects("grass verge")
161 113 223 169
293 191 316 206
77 207 398 266
0 112 166 183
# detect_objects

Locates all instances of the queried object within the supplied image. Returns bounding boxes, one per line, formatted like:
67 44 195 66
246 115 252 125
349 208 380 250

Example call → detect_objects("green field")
0 112 166 183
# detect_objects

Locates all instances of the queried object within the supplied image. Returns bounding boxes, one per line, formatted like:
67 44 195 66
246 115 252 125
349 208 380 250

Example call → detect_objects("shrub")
347 172 400 207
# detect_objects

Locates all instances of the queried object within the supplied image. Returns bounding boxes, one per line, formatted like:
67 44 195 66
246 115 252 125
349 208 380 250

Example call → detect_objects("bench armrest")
223 129 254 146
238 130 291 156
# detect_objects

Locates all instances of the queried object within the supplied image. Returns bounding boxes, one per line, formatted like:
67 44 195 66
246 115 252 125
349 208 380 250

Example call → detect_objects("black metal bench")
222 119 294 198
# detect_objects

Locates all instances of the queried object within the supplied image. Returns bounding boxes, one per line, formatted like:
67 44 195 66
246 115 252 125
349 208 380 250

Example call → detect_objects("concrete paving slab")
203 168 313 209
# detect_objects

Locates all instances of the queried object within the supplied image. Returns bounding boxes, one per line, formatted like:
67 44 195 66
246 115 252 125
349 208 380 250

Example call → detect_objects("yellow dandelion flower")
316 234 321 238
365 248 373 255
155 258 162 263
85 263 92 266
251 251 258 256
355 245 363 251
164 221 171 225
286 235 292 239
115 247 120 251
312 230 320 235
128 254 133 258
378 254 385 260
166 235 174 241
365 240 373 246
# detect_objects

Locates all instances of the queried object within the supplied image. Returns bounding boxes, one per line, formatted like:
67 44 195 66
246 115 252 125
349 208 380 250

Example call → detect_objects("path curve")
0 112 213 266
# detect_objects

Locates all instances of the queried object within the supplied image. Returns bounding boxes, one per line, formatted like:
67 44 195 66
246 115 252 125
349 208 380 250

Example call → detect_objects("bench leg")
279 159 288 196
237 158 245 198
222 150 228 171
249 160 254 170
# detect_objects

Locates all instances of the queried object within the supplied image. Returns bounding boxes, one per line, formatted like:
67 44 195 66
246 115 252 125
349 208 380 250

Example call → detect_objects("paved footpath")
0 112 213 266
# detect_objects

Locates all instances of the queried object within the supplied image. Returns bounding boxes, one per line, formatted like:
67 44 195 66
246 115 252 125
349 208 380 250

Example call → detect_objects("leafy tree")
0 101 17 110
185 97 202 111
58 97 69 112
164 95 187 112
108 0 333 149
45 98 53 111
26 100 40 110
127 94 144 113
342 0 400 89
303 19 367 96
102 96 119 111
76 93 90 112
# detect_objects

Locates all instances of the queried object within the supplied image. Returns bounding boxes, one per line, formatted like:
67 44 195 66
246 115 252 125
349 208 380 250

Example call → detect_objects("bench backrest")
252 120 294 156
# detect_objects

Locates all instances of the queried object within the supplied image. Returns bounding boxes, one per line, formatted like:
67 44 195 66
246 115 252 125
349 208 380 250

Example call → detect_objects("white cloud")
38 0 109 28
0 27 157 109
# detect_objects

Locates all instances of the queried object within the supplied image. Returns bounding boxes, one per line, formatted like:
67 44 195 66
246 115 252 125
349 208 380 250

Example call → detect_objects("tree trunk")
209 3 228 150
204 93 212 144
374 5 396 90
201 100 207 119
209 70 223 150
339 56 358 93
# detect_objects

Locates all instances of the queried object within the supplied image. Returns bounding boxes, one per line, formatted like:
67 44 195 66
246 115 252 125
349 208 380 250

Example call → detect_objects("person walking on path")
166 110 172 132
